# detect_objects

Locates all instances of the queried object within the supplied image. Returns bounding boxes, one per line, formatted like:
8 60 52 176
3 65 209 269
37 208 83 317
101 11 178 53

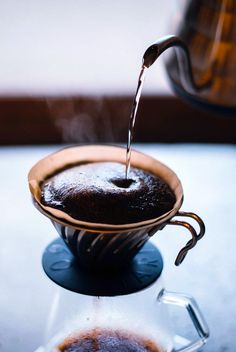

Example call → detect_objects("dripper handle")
143 35 214 94
167 211 205 266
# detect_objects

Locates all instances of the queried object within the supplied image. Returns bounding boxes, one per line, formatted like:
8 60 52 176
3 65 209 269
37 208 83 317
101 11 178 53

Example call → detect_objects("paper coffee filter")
28 145 183 232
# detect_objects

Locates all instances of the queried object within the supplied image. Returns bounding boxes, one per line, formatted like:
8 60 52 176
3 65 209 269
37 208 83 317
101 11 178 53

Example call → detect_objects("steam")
46 97 125 143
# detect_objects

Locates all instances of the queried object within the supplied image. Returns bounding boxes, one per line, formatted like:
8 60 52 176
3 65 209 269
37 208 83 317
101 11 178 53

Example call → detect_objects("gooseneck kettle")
144 0 236 112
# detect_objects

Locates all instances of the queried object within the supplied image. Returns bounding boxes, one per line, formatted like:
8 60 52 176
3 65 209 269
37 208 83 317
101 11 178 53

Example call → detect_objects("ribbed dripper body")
29 145 183 271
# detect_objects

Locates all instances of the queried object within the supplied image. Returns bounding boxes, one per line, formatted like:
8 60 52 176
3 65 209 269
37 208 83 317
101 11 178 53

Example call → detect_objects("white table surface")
0 144 236 352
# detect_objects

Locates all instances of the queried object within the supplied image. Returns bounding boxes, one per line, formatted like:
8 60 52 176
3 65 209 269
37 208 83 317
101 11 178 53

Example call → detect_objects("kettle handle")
167 211 205 266
143 35 214 94
158 290 209 352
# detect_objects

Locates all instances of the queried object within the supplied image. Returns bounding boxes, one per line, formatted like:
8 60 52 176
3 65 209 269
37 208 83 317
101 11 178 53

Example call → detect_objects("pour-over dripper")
28 145 205 270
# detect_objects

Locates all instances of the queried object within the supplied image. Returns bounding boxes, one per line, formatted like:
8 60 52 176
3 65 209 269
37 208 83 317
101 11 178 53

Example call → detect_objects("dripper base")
42 238 163 296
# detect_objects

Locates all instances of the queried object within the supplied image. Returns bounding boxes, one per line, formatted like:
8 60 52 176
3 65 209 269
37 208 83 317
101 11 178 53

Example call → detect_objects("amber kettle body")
165 0 236 111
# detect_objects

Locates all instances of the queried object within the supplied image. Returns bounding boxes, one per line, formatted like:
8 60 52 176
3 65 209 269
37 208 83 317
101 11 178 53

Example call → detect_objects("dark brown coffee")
56 328 162 352
41 162 176 224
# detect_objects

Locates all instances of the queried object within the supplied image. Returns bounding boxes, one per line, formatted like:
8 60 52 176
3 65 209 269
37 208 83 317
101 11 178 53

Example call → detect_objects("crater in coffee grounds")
56 328 162 352
41 162 176 224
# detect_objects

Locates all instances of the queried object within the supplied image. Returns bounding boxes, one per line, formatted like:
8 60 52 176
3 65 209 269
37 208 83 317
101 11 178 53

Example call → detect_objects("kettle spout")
143 35 179 68
143 35 213 93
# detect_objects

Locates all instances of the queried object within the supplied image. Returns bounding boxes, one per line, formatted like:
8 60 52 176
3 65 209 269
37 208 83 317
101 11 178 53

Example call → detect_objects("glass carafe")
37 265 209 352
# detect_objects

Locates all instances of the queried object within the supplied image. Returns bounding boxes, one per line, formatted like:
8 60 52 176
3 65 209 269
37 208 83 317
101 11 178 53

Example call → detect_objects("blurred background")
0 0 236 144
